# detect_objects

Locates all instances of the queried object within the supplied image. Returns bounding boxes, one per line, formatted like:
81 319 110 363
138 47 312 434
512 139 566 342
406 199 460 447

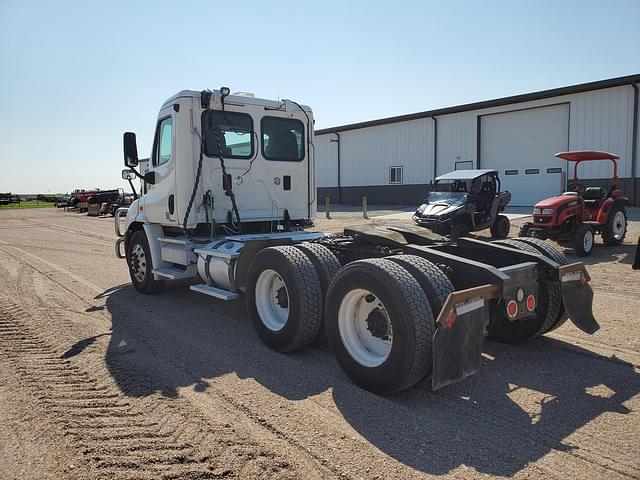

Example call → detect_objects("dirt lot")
0 208 639 480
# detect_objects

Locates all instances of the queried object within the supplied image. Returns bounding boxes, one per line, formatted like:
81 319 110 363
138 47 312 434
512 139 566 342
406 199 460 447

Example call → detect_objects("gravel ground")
0 208 639 480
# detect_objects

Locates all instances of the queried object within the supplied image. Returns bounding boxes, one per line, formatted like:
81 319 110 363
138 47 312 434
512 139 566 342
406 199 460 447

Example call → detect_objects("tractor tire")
325 258 434 394
127 230 164 294
574 224 595 257
518 223 533 238
490 214 510 239
602 206 627 246
503 237 568 333
246 246 322 352
487 239 562 343
294 242 341 342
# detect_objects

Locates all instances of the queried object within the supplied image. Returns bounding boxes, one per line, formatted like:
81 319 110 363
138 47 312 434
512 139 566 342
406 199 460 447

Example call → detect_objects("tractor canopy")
555 150 620 182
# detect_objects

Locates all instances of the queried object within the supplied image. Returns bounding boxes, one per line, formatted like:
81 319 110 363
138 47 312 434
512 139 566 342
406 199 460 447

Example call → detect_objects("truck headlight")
542 208 554 215
533 208 541 215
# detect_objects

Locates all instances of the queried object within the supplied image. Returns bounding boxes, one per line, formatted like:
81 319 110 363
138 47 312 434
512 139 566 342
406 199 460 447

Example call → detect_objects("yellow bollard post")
325 197 331 219
362 196 369 219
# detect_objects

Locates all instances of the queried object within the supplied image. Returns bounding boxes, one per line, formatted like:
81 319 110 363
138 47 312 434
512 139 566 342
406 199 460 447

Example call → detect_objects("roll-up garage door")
480 104 569 206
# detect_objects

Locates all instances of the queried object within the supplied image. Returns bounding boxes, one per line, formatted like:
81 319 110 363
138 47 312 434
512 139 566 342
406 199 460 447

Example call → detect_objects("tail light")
506 300 518 319
526 294 536 312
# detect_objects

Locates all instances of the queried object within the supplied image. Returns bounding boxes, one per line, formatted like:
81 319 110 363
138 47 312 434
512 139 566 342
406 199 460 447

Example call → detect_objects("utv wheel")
488 239 562 343
450 223 470 239
325 258 434 394
504 237 568 333
574 224 595 257
246 246 322 352
295 242 341 342
127 230 164 294
602 206 627 246
490 214 510 239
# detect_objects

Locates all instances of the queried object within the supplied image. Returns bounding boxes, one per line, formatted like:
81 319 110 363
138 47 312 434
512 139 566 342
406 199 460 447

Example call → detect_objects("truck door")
143 107 177 225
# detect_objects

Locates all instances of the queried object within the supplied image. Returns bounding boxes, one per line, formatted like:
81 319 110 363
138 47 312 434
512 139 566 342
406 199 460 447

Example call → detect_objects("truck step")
158 236 190 245
189 284 239 301
193 247 240 260
152 265 197 280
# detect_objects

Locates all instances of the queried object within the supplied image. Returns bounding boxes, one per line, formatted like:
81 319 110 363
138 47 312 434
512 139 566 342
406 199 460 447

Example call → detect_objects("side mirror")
121 169 136 181
123 132 139 167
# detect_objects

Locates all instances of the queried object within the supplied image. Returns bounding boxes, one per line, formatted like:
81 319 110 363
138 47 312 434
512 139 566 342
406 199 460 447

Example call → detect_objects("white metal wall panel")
480 104 570 206
435 113 477 176
339 119 434 186
314 134 337 188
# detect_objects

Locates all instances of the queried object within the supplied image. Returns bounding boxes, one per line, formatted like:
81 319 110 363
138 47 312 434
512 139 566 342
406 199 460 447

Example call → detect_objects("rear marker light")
446 309 457 328
526 294 536 312
506 300 518 319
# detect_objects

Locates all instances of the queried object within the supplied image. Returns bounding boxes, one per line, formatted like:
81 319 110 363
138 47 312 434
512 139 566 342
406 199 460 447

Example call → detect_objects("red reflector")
446 309 457 328
506 300 518 319
526 294 536 312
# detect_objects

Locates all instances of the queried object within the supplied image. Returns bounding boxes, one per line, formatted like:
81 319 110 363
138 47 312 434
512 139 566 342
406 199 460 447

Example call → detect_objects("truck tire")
294 242 341 342
325 258 434 394
602 206 627 246
387 255 454 317
487 239 562 343
504 237 568 333
127 229 164 294
574 224 595 257
246 246 322 352
490 214 510 239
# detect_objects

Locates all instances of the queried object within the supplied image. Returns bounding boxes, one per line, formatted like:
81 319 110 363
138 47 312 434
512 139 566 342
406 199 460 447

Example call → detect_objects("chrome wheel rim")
130 243 147 282
612 211 626 240
583 229 594 252
338 288 393 367
255 269 289 331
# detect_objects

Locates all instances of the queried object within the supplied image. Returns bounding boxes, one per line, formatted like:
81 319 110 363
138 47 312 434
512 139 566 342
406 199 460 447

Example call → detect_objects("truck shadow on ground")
98 283 639 477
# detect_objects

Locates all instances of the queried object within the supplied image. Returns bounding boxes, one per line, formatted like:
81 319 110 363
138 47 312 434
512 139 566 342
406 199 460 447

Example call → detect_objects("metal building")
315 74 640 207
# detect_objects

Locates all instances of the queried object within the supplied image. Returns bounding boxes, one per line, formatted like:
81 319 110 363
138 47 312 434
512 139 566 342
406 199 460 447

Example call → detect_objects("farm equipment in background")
413 169 512 238
113 87 599 394
87 188 130 216
0 193 20 206
520 151 628 256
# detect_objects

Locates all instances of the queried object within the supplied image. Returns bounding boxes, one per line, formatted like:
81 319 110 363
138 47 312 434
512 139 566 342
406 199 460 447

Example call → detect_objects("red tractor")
520 151 628 256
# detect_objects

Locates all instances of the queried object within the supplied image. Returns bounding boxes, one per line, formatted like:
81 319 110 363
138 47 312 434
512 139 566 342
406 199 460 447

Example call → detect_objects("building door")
480 104 569 206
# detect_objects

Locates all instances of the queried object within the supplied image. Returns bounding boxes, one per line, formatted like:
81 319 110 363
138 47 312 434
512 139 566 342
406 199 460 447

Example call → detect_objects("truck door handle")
168 194 175 215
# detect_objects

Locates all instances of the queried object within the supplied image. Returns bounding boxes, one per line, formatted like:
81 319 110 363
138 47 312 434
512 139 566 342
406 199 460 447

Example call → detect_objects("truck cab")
124 89 315 233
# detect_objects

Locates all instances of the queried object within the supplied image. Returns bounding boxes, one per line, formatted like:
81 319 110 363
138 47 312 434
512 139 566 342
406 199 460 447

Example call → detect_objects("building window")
455 160 473 170
505 169 518 175
525 168 540 174
389 166 403 184
547 167 562 173
262 116 305 161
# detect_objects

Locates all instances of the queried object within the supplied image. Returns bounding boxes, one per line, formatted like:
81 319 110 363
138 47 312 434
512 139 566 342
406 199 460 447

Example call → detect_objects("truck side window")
201 111 254 159
261 116 305 161
154 117 173 166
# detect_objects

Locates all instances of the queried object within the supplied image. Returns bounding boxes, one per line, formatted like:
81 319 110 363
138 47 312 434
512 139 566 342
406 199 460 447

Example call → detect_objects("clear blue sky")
1 0 639 193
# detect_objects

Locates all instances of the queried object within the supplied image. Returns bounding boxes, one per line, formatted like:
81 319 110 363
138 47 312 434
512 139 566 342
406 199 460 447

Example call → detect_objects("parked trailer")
114 88 598 394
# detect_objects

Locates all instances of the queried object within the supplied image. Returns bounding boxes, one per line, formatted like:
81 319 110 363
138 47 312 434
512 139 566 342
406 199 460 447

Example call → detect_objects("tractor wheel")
518 223 533 237
490 214 510 239
294 242 341 342
602 206 627 246
246 246 322 352
503 237 568 333
487 239 562 343
574 224 595 257
127 230 164 294
325 258 434 394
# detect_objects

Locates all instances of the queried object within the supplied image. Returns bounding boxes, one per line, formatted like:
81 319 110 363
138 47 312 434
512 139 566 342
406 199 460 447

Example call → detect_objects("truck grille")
533 216 552 224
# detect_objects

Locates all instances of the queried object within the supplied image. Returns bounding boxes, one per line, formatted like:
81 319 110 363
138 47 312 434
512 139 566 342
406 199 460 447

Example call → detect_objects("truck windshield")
432 179 470 193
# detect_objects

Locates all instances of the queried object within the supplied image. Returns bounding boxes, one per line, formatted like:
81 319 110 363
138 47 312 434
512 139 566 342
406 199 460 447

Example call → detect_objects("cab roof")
436 169 498 181
161 89 311 113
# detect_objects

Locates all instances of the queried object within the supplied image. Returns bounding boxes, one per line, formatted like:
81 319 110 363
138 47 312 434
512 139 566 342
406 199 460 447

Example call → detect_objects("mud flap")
559 263 599 334
432 285 499 390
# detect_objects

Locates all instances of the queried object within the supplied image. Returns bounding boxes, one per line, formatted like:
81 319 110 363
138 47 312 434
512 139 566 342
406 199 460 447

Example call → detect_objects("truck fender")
141 223 167 279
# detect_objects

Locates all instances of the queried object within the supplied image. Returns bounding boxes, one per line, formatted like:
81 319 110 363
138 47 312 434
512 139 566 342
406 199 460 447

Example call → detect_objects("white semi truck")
115 87 599 394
